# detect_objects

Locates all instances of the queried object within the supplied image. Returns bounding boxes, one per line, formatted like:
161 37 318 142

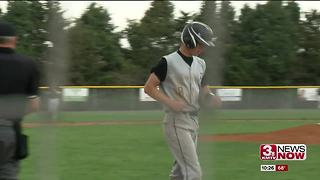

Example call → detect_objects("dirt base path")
200 124 320 145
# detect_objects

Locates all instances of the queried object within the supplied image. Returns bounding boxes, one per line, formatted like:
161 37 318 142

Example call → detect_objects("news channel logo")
259 144 307 172
260 144 307 160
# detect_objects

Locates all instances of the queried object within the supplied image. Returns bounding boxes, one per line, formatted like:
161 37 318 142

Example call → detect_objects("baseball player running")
144 21 221 180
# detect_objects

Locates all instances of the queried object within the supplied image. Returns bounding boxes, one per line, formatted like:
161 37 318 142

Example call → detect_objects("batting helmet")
181 21 215 49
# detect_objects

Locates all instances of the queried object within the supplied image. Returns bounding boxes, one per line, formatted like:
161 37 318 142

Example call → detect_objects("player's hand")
169 100 187 112
210 95 222 108
201 93 222 109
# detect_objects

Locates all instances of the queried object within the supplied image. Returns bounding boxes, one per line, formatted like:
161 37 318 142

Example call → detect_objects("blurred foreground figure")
47 86 61 121
0 21 40 180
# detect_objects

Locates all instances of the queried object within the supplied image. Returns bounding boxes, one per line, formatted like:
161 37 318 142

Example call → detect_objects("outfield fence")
40 86 320 111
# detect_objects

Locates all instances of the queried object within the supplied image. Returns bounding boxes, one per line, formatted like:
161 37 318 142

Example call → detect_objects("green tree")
195 0 217 25
224 1 299 85
195 1 235 85
29 0 47 59
125 0 176 84
284 1 300 50
285 0 300 22
3 1 46 62
175 11 194 31
290 10 320 84
68 3 124 85
173 11 195 44
195 1 218 85
220 1 236 43
214 1 235 85
44 1 70 86
224 5 257 85
3 1 47 84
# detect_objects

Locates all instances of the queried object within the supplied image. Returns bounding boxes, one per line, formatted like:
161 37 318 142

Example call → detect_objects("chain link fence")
39 86 320 111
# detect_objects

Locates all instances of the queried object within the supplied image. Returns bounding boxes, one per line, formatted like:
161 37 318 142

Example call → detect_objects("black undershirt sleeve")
201 71 208 87
151 55 207 85
150 57 167 82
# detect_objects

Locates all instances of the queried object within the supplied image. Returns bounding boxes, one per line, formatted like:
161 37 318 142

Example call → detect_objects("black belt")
183 111 198 116
165 110 198 116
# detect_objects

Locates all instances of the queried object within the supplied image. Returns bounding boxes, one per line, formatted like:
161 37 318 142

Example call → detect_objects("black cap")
0 21 16 36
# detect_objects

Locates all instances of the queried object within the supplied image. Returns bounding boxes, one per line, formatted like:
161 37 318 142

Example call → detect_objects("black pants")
0 126 18 180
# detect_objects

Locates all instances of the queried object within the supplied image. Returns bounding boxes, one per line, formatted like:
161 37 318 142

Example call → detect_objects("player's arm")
25 61 40 114
202 85 222 105
26 96 40 114
200 85 222 108
200 70 222 108
144 73 186 112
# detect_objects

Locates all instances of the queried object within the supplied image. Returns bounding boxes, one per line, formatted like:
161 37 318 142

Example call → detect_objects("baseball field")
20 109 320 180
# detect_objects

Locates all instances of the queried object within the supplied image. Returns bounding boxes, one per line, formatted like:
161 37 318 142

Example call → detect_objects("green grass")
200 142 320 180
25 111 164 122
19 110 320 180
21 124 172 180
25 109 320 123
201 119 318 135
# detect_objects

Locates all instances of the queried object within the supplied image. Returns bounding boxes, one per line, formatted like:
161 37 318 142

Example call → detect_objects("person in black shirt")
0 21 40 180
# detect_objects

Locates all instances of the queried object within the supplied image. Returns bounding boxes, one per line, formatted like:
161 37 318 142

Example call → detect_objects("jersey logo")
177 87 184 96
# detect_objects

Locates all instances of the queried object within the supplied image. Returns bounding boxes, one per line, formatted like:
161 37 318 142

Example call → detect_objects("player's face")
192 43 205 56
